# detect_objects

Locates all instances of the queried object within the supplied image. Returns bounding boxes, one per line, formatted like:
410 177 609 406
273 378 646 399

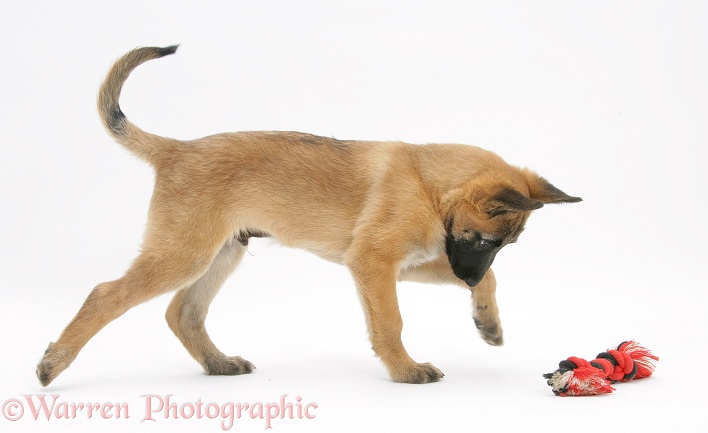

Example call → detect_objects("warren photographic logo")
2 393 317 430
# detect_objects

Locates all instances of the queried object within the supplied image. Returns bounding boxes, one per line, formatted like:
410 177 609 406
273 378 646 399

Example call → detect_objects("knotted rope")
543 340 659 396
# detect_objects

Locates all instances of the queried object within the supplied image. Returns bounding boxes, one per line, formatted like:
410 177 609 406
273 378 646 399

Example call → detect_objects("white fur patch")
399 243 443 271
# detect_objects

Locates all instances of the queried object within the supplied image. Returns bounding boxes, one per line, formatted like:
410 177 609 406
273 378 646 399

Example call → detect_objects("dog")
37 46 581 386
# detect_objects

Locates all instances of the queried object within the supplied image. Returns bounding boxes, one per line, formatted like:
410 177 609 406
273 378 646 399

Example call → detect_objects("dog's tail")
97 45 180 163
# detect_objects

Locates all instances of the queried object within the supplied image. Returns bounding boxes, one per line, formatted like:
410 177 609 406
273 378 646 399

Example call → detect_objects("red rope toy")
543 340 659 396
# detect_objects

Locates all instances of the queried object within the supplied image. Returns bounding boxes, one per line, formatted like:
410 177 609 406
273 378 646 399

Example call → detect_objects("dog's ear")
525 173 582 204
488 188 544 216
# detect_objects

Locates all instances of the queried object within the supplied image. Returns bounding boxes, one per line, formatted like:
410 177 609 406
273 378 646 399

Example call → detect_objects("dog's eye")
478 239 494 248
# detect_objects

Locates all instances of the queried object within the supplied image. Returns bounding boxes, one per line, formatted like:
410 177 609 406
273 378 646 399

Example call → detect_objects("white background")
1 1 707 432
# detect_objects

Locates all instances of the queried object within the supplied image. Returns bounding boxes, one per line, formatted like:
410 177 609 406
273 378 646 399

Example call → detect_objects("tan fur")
37 46 581 386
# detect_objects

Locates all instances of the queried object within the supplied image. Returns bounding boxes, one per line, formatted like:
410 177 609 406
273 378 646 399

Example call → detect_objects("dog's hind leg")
36 221 232 387
165 237 254 376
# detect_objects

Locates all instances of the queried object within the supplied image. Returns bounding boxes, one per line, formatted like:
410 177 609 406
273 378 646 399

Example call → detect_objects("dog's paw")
203 355 255 376
36 358 55 387
36 342 74 387
391 362 444 384
474 317 504 346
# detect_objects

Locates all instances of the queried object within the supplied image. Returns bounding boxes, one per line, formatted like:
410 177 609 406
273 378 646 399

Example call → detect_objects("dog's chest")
399 242 444 271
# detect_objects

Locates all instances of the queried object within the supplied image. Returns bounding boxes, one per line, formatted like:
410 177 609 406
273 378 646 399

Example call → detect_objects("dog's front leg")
398 258 503 346
348 257 444 384
470 268 503 346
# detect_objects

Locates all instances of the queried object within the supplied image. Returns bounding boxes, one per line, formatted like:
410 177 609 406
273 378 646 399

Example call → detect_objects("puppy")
37 46 581 386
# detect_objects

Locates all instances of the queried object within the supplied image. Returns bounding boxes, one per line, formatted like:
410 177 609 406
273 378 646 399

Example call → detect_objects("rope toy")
543 340 659 396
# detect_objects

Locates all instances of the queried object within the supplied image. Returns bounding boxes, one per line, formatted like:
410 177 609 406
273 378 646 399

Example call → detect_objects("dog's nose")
465 276 483 287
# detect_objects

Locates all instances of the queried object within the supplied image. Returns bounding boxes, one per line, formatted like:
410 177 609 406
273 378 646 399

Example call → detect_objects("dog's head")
441 170 581 287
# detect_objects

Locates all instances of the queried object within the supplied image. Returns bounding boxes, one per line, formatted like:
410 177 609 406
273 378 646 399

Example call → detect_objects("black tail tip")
157 44 180 57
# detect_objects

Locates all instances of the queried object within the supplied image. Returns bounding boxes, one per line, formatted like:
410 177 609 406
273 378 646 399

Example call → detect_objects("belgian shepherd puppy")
37 46 581 386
